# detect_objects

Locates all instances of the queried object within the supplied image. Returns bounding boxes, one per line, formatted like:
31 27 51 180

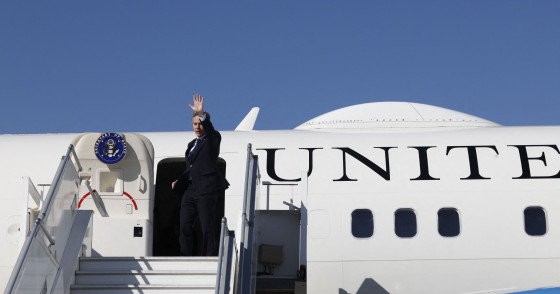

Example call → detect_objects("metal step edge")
70 284 215 290
75 270 217 275
79 256 218 262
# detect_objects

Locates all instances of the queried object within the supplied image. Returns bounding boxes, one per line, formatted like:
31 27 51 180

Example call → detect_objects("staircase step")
79 256 218 271
70 284 215 294
75 270 217 285
71 256 220 294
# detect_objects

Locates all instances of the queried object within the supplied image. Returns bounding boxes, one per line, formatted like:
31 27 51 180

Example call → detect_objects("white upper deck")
295 102 500 130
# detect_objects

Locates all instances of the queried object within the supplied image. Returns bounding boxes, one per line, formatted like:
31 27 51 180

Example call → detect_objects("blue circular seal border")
94 133 127 164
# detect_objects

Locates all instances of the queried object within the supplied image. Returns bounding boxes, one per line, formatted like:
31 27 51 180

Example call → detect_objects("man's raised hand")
189 93 204 115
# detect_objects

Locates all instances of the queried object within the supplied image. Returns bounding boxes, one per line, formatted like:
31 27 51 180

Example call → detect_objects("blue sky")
1 1 559 134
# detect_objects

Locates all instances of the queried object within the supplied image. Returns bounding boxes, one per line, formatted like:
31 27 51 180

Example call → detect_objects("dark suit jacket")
174 113 229 196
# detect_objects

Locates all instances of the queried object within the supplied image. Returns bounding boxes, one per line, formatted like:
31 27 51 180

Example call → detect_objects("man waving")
173 93 229 256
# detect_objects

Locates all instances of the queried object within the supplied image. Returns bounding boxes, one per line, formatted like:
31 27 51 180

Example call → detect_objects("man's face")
192 116 205 137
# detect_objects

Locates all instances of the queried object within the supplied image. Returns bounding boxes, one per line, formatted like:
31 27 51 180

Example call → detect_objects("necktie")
188 138 201 160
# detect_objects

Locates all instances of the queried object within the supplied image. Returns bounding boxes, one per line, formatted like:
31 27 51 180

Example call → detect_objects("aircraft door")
153 157 226 256
72 132 154 256
153 158 183 256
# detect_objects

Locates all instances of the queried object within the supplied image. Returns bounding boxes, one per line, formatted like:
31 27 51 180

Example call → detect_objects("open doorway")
153 157 226 256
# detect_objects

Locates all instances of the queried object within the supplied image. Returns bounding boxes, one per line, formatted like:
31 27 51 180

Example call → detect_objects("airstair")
5 133 305 294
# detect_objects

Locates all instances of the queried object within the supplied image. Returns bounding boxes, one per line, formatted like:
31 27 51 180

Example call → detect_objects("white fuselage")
2 124 560 293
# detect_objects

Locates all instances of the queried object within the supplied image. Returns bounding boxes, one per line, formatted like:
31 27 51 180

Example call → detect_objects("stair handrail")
215 143 259 294
5 144 82 294
216 217 236 294
22 176 43 238
84 180 109 217
216 218 227 294
23 176 42 209
236 143 259 294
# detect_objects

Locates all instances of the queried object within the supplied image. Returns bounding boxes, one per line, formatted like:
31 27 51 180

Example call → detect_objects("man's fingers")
190 93 204 113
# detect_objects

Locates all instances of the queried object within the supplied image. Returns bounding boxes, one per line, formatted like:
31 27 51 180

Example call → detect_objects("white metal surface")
1 102 560 293
78 257 218 271
72 133 154 257
235 107 260 131
71 257 218 294
5 147 90 294
296 101 500 129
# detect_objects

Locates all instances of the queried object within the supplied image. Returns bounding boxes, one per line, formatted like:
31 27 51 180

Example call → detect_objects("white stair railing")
238 143 259 294
215 143 259 294
22 176 43 239
5 144 92 294
215 218 236 294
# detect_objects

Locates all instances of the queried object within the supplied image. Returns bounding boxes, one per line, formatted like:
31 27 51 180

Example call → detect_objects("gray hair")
192 112 210 120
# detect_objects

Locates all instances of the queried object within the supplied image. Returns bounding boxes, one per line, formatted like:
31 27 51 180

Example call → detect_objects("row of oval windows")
351 207 547 238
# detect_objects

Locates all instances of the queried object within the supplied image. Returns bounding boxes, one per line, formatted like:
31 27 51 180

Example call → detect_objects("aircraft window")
395 209 417 238
438 208 460 237
352 209 373 238
524 207 546 236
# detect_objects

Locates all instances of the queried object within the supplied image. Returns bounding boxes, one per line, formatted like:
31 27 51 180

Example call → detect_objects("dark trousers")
179 187 218 256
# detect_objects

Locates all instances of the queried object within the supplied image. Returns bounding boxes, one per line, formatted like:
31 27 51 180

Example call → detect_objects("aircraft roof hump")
295 102 500 130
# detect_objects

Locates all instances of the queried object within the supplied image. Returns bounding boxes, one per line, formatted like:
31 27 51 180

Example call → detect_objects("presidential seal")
94 133 127 164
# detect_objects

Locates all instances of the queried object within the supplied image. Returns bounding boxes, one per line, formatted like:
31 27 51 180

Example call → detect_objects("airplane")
2 101 560 293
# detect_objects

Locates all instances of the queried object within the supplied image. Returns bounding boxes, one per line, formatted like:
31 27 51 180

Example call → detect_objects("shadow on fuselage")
339 278 390 294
